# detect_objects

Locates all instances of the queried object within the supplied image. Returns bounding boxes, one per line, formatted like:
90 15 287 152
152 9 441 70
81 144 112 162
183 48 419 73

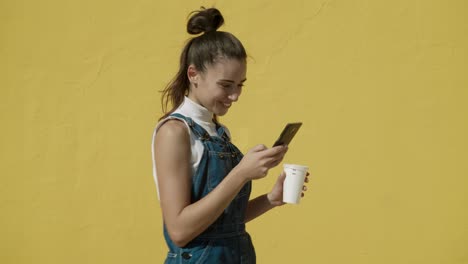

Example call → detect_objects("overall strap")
169 113 211 141
212 118 231 142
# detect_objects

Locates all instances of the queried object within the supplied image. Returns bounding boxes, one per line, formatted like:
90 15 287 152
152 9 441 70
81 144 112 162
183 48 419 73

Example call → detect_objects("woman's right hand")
233 144 288 181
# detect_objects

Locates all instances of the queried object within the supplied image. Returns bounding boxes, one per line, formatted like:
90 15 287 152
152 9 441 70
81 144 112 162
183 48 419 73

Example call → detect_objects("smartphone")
273 122 303 147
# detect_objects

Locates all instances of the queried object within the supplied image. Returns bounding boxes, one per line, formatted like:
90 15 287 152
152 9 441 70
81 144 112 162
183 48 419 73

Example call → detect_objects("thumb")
277 171 286 183
250 144 267 152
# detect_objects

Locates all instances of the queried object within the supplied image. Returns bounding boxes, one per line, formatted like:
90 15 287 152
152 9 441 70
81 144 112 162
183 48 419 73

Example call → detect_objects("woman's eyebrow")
219 78 247 83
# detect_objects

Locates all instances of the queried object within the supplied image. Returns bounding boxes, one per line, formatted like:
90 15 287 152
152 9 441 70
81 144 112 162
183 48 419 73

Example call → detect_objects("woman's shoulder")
155 116 190 138
153 118 192 156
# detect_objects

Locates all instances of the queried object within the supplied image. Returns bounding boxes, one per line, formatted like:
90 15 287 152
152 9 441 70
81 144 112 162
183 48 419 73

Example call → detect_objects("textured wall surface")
1 0 467 263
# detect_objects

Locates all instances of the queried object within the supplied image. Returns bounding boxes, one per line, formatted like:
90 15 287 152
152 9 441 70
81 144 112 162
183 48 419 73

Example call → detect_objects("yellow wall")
1 0 467 263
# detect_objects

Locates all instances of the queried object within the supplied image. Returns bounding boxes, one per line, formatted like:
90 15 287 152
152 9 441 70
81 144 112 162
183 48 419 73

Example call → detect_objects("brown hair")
159 7 247 120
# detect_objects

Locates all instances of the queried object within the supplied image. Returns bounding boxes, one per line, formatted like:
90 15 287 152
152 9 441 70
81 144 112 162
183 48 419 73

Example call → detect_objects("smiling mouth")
222 102 232 108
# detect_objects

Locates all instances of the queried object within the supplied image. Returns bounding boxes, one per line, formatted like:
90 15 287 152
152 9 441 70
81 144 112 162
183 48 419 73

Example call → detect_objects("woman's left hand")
267 171 310 206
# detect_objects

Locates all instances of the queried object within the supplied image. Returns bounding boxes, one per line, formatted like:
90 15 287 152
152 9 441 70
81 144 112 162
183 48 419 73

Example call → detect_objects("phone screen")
273 123 302 147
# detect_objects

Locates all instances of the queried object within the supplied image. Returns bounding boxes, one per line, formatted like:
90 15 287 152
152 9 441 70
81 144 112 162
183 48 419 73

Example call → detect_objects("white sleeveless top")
151 96 231 200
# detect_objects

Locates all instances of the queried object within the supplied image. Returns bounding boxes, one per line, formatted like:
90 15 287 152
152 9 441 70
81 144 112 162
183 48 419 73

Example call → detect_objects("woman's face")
188 58 247 116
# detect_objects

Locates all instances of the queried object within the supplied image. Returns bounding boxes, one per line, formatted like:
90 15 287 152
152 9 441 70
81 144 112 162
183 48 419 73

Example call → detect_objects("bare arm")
244 172 286 223
155 120 248 247
245 171 309 223
244 194 277 223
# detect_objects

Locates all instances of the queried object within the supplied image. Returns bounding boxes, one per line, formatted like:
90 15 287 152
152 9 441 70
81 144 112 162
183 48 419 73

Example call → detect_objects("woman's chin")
214 107 229 116
215 110 228 116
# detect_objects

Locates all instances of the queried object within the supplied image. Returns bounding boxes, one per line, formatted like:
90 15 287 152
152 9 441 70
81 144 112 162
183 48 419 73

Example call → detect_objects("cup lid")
283 164 308 171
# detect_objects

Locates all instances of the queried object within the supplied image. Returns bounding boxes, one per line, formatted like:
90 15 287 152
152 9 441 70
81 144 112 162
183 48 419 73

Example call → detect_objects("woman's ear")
187 65 199 85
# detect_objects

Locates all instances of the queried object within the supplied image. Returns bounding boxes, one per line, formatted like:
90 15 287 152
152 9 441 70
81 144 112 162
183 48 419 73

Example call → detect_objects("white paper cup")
283 164 309 204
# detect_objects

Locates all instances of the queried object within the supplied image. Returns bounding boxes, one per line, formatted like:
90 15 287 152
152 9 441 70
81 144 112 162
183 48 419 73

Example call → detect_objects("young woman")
152 7 308 263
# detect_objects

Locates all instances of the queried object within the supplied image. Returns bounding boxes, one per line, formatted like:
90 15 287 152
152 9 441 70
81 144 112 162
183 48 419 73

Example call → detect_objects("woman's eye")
220 83 231 89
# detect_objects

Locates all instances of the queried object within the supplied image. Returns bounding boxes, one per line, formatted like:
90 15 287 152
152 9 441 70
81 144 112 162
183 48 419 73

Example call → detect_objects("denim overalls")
163 113 256 263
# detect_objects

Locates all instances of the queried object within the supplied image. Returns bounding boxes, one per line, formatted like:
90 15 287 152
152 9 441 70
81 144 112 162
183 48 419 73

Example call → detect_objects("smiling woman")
151 7 308 263
158 7 248 121
187 58 246 116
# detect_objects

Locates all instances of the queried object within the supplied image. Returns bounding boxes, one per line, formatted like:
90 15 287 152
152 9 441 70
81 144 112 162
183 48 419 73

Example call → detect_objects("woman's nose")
228 92 239 102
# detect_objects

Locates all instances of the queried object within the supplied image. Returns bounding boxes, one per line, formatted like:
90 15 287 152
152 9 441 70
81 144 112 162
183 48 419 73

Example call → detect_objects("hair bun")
187 7 224 35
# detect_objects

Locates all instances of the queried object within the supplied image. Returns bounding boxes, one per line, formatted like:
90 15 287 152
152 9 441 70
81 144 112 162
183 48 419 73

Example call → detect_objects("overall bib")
163 113 255 264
